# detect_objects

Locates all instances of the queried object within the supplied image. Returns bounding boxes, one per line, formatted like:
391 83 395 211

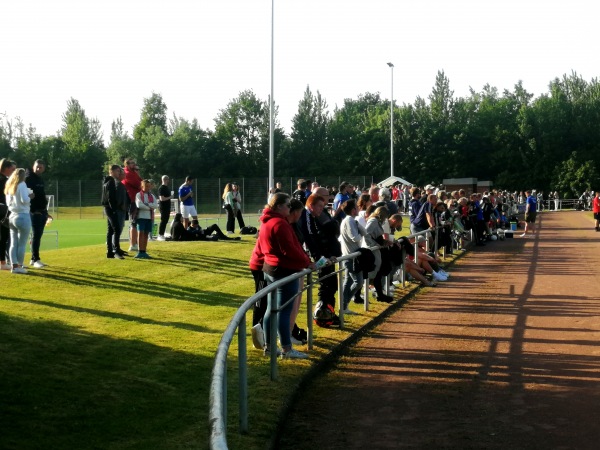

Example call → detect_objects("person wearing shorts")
178 176 197 229
521 190 537 238
593 191 600 232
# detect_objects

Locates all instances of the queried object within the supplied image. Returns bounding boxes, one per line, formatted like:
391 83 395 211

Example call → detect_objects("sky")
2 0 598 145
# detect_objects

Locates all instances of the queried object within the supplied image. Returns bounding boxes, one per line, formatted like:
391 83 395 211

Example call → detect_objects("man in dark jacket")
102 165 126 259
26 159 53 268
299 187 342 327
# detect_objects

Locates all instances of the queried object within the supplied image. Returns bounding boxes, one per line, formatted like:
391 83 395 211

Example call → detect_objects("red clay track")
280 211 600 449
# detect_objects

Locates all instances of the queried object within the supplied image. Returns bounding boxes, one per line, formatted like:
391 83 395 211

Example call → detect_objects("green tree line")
1 70 599 197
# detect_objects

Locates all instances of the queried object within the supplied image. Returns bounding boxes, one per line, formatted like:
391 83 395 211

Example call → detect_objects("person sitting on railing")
339 199 369 315
300 188 342 328
388 217 437 288
259 193 316 359
408 235 449 282
365 206 394 303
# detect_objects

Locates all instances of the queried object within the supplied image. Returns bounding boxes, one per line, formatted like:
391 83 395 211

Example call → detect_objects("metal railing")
208 228 436 450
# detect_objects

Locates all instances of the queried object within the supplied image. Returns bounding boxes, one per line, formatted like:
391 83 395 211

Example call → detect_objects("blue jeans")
342 259 363 309
263 273 298 349
9 212 32 266
30 211 47 262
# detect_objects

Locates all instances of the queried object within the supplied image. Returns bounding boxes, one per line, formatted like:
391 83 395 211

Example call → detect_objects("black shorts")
525 212 537 223
594 212 600 221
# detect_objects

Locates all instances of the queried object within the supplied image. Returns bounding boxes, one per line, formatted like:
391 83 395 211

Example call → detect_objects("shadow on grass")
1 297 211 333
37 266 246 308
0 312 209 449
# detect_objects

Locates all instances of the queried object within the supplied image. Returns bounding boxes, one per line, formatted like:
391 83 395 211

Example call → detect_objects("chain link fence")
47 176 375 219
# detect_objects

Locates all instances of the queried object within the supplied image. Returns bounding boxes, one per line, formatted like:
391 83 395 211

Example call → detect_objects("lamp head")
387 62 394 67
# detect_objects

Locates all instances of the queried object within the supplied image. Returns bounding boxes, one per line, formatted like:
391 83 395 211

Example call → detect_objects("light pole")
268 0 275 195
387 62 394 177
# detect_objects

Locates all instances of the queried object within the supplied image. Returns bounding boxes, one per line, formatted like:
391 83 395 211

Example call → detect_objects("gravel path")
279 211 600 449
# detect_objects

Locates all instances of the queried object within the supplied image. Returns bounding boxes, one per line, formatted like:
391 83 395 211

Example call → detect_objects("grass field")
0 228 405 448
40 210 262 250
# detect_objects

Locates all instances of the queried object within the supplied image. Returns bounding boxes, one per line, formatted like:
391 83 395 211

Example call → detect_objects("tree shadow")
0 313 210 448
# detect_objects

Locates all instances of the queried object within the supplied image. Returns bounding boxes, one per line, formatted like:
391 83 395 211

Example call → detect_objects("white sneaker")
439 270 450 278
156 235 166 241
11 267 28 274
0 263 11 270
432 271 447 282
280 348 309 359
226 231 233 235
519 233 527 238
342 308 358 315
32 260 46 269
129 244 139 251
251 323 265 349
290 336 305 345
263 346 282 357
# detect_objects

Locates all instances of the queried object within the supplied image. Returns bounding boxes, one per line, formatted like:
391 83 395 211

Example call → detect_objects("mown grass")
0 235 413 449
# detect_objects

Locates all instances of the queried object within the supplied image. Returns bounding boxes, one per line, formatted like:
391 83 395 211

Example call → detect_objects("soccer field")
41 214 262 250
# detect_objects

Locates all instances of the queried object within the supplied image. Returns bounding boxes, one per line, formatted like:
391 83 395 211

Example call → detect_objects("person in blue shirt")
333 182 350 219
521 190 537 237
178 176 197 229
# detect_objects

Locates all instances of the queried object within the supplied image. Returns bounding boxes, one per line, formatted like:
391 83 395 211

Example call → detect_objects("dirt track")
279 211 600 449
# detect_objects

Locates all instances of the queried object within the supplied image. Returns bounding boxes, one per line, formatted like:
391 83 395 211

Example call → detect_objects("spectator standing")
292 179 308 205
593 191 600 232
4 168 32 274
178 176 197 229
553 191 560 211
134 179 158 258
101 165 125 259
259 193 314 359
0 159 16 270
25 159 52 268
156 175 172 241
122 158 142 251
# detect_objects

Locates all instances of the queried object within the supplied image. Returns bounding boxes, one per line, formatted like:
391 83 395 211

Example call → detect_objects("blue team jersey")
526 195 537 213
179 184 194 206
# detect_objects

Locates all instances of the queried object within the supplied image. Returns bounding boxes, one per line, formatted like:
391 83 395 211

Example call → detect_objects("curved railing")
208 229 443 449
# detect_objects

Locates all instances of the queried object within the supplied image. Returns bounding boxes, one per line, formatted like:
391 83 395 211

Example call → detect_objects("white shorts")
181 204 197 218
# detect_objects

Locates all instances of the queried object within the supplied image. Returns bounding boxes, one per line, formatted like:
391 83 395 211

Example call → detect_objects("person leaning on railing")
258 193 316 359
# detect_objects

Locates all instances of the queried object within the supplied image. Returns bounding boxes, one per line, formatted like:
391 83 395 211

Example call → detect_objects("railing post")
268 292 278 381
338 261 344 328
364 276 370 312
238 313 248 433
306 272 313 350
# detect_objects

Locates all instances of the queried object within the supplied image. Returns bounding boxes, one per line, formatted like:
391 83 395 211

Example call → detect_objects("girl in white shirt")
4 168 32 274
134 179 158 259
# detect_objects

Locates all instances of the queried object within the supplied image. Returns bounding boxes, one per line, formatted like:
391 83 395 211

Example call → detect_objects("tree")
554 152 600 198
282 86 330 175
133 93 168 141
214 90 284 176
59 98 106 179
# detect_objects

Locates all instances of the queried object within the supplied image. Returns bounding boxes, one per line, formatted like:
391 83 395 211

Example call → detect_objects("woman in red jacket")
259 193 314 359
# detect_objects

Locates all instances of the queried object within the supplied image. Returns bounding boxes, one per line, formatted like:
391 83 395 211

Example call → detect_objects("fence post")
79 180 82 219
338 262 345 328
306 273 313 350
268 292 278 381
238 313 248 433
56 180 59 220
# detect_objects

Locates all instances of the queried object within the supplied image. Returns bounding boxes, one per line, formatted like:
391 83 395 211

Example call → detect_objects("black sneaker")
353 295 365 304
377 294 394 303
107 253 115 259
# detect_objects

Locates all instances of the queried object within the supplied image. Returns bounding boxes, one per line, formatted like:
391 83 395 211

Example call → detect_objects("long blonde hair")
222 183 233 200
4 168 26 196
